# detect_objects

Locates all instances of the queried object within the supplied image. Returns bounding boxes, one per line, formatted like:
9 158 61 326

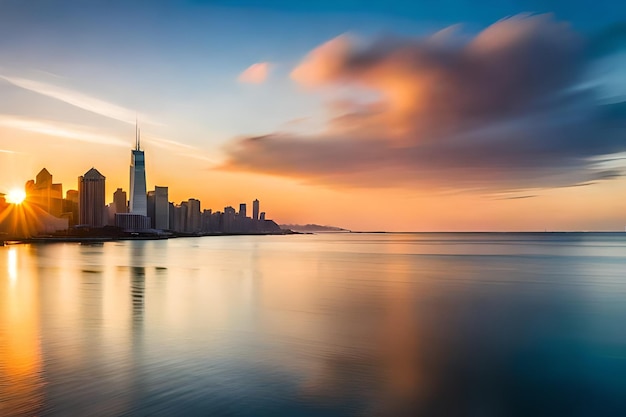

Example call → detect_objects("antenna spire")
135 117 139 150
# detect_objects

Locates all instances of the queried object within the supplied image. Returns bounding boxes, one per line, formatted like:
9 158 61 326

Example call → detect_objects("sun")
6 189 26 204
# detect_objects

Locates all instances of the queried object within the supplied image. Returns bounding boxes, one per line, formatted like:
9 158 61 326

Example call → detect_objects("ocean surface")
1 233 626 417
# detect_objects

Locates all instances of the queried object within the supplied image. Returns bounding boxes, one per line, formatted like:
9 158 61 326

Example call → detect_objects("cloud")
238 62 271 84
0 74 156 126
221 14 626 191
147 135 217 163
493 195 537 200
148 135 197 151
0 115 215 162
0 116 129 147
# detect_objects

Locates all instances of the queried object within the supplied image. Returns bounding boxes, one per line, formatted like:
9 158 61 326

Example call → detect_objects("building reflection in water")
130 243 146 333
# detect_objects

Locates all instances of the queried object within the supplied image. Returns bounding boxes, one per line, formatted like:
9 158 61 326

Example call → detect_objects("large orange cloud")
222 14 626 191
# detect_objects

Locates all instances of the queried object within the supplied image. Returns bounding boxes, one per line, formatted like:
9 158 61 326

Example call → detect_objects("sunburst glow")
6 189 26 205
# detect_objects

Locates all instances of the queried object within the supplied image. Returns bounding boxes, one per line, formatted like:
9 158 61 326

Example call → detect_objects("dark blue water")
1 233 625 416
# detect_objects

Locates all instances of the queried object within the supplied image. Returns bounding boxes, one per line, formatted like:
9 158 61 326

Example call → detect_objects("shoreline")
2 230 300 245
2 230 625 245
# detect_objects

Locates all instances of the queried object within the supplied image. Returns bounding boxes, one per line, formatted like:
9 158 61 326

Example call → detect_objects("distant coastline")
279 224 350 233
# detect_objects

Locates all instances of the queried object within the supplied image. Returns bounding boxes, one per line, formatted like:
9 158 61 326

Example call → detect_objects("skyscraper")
64 189 79 226
252 199 259 221
239 203 247 218
187 198 201 233
147 191 155 226
152 186 169 230
25 168 64 217
129 126 147 216
113 188 127 214
223 206 236 232
79 168 106 227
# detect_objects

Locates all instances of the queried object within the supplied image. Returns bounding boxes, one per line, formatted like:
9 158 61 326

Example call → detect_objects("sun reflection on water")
8 247 17 284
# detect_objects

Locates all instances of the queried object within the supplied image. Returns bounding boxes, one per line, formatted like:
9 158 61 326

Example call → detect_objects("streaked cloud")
494 195 537 200
148 135 197 151
238 62 271 84
0 116 129 147
147 135 216 162
0 74 156 126
222 14 626 191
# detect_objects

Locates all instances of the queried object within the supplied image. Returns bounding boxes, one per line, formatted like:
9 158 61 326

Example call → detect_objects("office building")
25 168 64 217
186 198 201 233
252 199 259 221
147 191 155 226
154 186 169 230
78 168 106 227
178 201 188 232
113 188 127 214
63 189 79 226
148 187 169 230
169 202 176 231
223 206 235 233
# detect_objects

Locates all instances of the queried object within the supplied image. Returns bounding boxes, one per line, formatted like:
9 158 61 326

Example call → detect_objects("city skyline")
0 1 625 231
0 136 279 238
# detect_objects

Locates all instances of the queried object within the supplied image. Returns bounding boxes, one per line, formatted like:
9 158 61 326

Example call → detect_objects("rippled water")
1 233 626 416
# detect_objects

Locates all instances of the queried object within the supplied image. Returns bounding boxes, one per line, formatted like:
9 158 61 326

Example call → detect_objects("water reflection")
1 234 625 416
0 245 44 417
130 243 146 329
7 247 17 284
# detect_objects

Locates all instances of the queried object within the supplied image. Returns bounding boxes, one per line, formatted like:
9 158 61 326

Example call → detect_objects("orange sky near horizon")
1 127 625 232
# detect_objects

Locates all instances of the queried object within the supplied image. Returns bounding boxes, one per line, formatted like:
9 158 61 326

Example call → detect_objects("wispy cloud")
238 62 271 84
148 135 197 151
0 116 128 147
494 195 537 200
136 133 216 163
0 74 157 126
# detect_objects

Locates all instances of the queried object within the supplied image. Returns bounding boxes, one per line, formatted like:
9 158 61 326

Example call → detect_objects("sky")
0 0 625 231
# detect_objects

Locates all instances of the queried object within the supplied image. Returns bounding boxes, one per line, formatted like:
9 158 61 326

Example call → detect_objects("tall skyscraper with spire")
129 123 147 216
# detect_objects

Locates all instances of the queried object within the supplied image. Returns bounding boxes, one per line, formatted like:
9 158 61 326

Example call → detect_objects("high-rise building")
169 202 176 231
25 168 64 217
178 201 188 232
223 206 236 232
78 168 106 227
147 191 155 226
252 199 259 221
187 198 201 233
63 190 79 226
201 209 212 233
113 188 127 214
239 203 247 218
154 186 169 230
129 127 147 216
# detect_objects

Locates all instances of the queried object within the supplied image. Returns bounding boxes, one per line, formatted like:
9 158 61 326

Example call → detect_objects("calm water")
1 233 626 416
